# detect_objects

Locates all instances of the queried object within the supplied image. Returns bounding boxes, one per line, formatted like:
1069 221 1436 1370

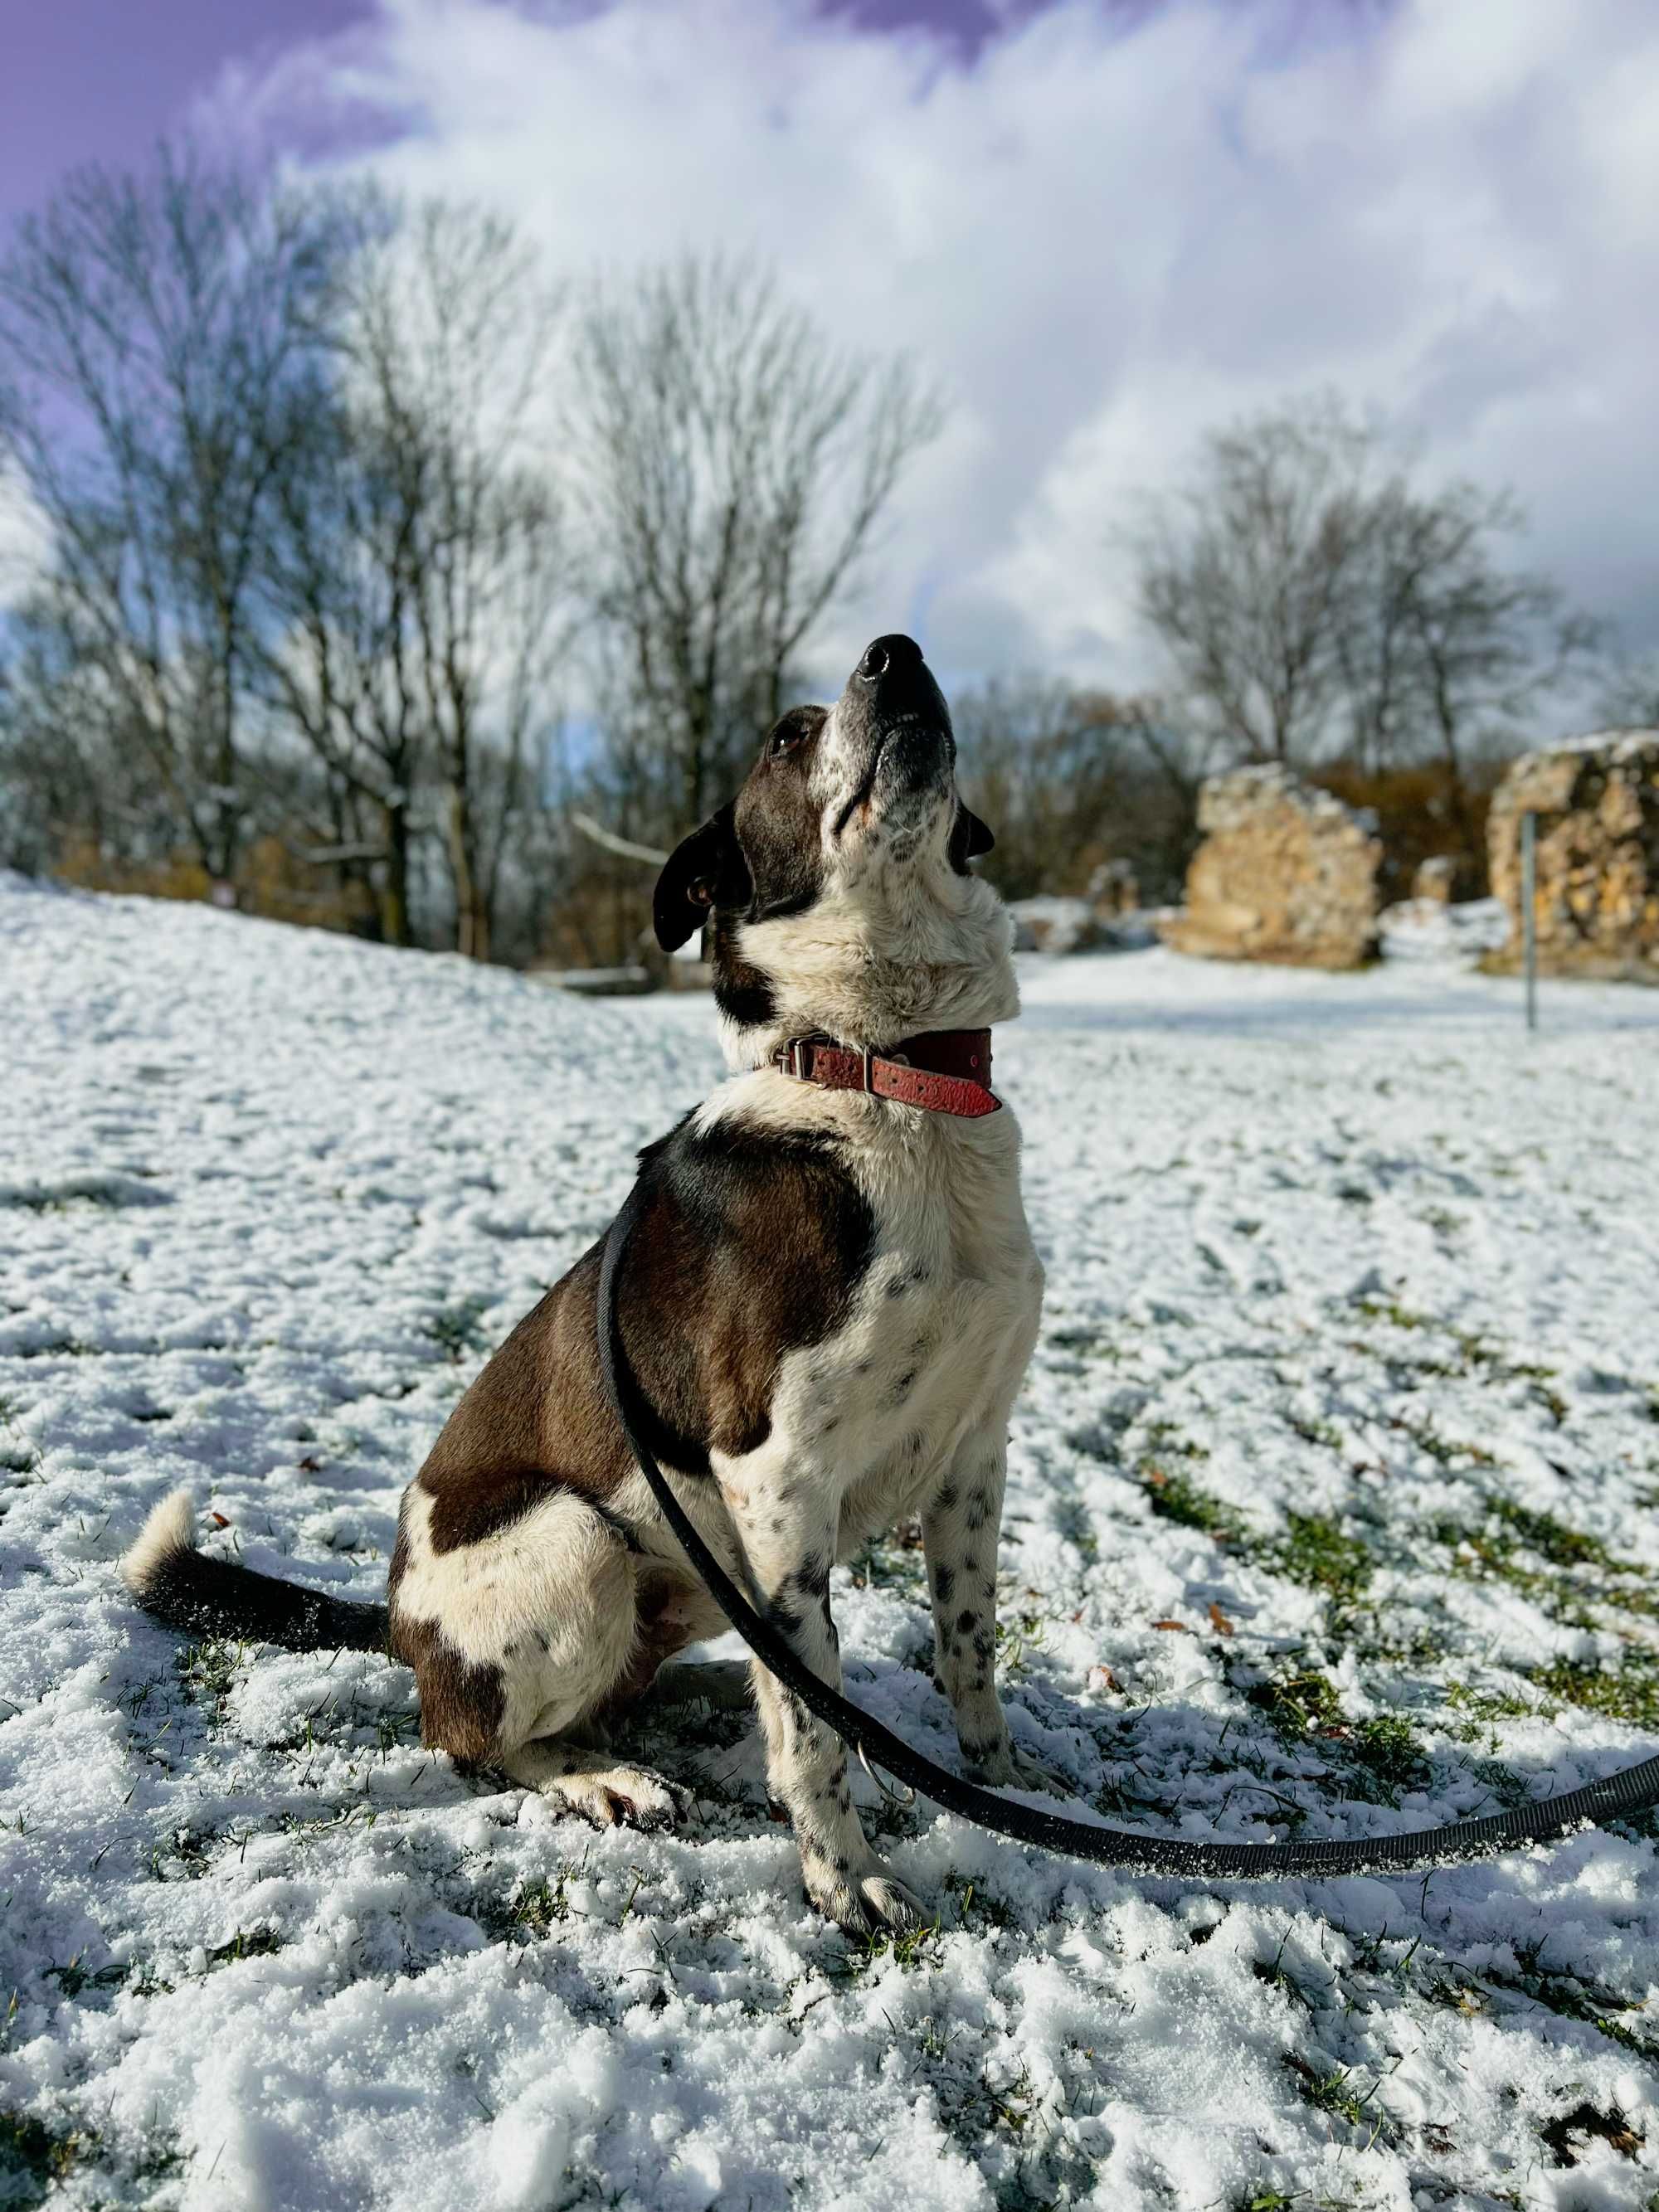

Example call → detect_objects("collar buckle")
776 1034 820 1083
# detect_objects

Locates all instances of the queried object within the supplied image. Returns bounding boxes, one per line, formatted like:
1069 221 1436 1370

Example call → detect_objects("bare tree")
1380 481 1593 799
0 597 187 875
251 197 567 957
1131 393 1376 768
951 678 1180 900
567 253 944 834
1132 393 1591 792
0 144 343 892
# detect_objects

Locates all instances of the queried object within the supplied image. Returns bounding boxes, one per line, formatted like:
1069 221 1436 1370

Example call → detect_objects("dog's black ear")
653 804 752 952
948 800 995 875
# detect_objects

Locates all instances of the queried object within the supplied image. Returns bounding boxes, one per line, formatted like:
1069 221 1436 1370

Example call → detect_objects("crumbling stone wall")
1163 765 1381 969
1486 731 1659 981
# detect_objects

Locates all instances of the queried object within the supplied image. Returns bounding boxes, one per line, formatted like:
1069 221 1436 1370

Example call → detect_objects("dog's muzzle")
835 635 954 833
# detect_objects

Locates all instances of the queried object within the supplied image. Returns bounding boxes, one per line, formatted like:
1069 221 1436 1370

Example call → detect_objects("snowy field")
3 873 1659 2212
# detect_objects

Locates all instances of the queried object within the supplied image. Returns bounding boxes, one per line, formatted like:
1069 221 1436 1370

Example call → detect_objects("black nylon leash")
597 1179 1659 1879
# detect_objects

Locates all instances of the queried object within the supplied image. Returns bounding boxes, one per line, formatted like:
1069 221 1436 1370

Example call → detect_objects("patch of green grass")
177 1639 244 1706
1141 1465 1243 1543
1491 1937 1659 2063
42 1956 125 2000
1387 1414 1497 1468
491 1871 573 1941
423 1296 493 1361
1335 1707 1424 1796
1431 1516 1574 1618
1231 2191 1360 2212
1527 1654 1659 1729
1252 1933 1317 2011
1491 1500 1624 1573
994 1609 1047 1679
1431 1503 1652 1631
1287 1414 1343 1451
1350 1716 1429 1794
1443 1680 1538 1733
1140 1420 1210 1462
847 1523 928 1593
834 1919 943 1979
1246 1666 1345 1738
129 2128 185 2185
1051 1497 1099 1560
1267 1513 1372 1608
1283 2052 1390 2137
205 1928 281 1972
0 2109 89 2205
941 1872 1020 1934
1418 1207 1464 1240
1047 1325 1134 1364
1351 1296 1430 1331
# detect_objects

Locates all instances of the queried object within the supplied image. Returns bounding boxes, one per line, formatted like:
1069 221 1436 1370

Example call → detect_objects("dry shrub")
1314 761 1497 902
53 835 377 937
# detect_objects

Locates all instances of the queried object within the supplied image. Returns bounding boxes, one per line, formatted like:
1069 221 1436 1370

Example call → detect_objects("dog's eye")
770 721 809 759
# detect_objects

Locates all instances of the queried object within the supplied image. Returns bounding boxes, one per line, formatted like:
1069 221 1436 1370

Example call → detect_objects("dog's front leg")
729 1481 927 1938
922 1426 1062 1796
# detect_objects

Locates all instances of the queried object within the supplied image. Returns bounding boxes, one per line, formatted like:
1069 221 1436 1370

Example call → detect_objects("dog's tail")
122 1490 391 1655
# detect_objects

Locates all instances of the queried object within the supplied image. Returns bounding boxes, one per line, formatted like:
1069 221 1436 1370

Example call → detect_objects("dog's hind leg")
502 1737 693 1830
392 1482 703 1830
502 1557 716 1830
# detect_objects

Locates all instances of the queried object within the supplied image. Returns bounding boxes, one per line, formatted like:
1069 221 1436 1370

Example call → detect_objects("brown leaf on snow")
209 1511 231 1529
1208 1602 1235 1636
1151 1618 1190 1632
1087 1664 1121 1694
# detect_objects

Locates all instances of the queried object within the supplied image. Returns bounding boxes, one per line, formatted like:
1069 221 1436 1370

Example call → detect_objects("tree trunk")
380 800 411 948
446 783 488 961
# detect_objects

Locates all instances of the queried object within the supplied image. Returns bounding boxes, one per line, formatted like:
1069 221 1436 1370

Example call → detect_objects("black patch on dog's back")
616 1114 876 1467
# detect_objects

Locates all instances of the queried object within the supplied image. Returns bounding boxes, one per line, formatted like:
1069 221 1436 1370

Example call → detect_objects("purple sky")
0 0 1045 224
1 1 362 221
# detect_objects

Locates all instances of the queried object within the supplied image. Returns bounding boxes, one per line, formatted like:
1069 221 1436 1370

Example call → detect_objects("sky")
4 0 1658 703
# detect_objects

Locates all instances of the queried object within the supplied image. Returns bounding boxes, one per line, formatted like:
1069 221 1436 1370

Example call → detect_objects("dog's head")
654 634 1016 1062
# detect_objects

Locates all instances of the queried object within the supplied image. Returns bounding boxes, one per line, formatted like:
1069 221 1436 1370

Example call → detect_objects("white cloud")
223 0 1659 704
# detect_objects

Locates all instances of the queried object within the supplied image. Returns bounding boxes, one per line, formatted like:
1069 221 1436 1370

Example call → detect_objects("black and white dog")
124 634 1053 1936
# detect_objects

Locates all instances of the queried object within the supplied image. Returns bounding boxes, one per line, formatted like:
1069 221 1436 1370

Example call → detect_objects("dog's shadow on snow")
584 1654 1659 1869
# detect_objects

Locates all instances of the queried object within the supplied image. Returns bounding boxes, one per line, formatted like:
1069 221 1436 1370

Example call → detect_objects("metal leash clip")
858 1740 917 1807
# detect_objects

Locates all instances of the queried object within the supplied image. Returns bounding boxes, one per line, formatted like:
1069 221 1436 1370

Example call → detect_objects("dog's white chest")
755 1106 1043 1536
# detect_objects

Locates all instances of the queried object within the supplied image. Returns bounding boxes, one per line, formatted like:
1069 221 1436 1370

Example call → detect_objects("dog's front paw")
965 1734 1068 1798
804 1854 930 1940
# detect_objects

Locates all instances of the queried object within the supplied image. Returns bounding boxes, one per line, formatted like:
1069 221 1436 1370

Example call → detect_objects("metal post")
1520 809 1537 1033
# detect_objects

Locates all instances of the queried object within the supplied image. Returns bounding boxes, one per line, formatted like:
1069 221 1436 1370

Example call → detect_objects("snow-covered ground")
3 874 1658 2212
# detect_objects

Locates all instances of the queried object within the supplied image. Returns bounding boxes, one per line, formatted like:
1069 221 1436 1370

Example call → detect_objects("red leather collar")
771 1028 1000 1117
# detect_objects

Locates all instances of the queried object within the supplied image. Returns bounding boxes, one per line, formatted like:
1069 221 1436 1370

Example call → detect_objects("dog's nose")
856 634 923 683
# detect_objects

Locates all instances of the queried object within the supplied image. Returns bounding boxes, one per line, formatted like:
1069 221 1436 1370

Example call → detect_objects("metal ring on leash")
859 1740 917 1808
